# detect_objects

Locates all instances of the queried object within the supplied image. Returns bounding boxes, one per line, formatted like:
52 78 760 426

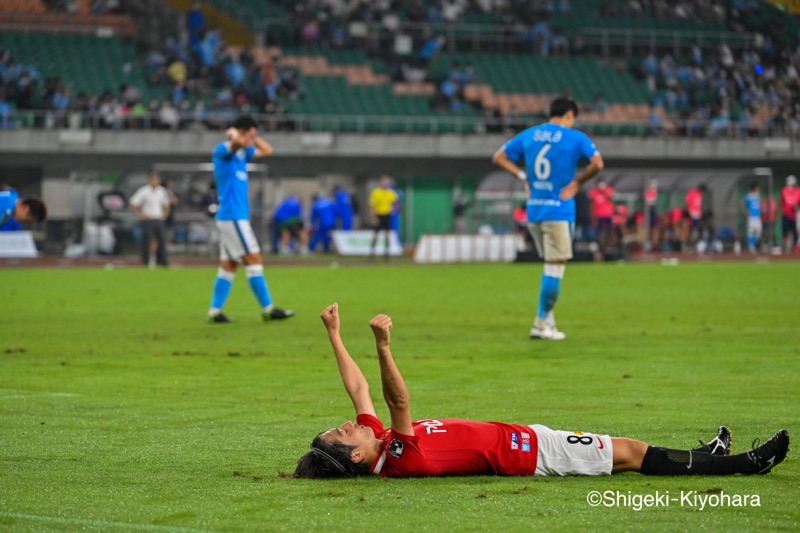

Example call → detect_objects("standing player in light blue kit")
206 115 294 323
492 97 604 340
741 182 762 254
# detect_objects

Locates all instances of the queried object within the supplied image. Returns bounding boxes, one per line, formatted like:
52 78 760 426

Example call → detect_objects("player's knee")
612 438 648 472
243 253 263 265
220 261 238 273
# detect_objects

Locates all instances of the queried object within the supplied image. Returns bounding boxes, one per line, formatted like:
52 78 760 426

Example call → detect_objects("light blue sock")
537 275 561 320
536 264 565 321
209 268 235 314
748 236 757 249
246 264 272 311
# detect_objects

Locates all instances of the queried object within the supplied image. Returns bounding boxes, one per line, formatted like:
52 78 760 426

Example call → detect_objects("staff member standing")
369 175 398 260
129 173 171 268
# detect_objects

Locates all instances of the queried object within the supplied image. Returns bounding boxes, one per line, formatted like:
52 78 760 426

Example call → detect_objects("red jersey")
513 206 527 225
357 414 539 478
780 187 800 218
589 186 615 218
761 197 776 223
686 188 703 219
613 204 628 227
669 207 684 225
645 186 658 207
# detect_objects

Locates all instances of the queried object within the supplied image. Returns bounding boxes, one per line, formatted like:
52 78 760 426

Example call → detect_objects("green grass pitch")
1 261 798 531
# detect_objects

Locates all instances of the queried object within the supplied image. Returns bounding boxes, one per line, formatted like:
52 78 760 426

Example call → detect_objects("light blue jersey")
0 190 19 226
212 142 256 221
744 192 761 218
503 123 598 223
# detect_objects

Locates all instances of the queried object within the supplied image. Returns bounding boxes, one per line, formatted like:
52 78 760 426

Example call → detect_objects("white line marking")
0 388 79 399
0 512 213 533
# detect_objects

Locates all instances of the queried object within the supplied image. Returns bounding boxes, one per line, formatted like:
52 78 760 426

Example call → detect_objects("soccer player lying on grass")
294 304 790 479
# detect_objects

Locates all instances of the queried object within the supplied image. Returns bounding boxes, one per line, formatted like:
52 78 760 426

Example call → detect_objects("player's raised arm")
252 135 273 159
369 314 413 436
320 304 376 417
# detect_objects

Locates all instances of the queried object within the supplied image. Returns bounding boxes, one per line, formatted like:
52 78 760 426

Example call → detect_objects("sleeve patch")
388 438 404 459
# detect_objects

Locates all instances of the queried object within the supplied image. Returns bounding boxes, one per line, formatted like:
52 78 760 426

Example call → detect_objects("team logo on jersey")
388 439 404 459
522 444 531 452
521 432 530 440
511 433 519 450
235 170 248 181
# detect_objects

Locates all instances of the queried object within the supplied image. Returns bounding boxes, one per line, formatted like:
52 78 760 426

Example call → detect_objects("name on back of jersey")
533 129 562 143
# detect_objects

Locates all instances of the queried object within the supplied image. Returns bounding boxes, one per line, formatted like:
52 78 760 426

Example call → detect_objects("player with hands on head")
205 115 294 324
293 304 789 479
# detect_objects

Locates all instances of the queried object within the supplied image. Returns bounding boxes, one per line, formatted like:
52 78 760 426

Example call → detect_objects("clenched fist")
369 314 392 346
320 303 340 332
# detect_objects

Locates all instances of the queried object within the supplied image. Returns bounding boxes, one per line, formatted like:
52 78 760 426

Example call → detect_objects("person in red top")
685 184 707 245
292 304 789 479
780 175 799 252
589 179 615 251
644 179 660 250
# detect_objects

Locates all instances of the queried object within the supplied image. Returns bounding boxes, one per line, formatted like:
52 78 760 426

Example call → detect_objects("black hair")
22 197 47 222
549 97 579 119
293 433 371 479
749 182 760 192
232 115 258 131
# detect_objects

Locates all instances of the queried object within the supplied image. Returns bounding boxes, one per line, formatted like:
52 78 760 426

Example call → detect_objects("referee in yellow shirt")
369 175 399 260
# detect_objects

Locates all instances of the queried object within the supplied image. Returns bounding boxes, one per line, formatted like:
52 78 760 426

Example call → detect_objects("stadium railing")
1 110 795 139
252 19 753 56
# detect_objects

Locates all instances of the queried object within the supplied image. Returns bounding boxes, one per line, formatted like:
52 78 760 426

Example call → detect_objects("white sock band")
543 263 566 279
217 267 235 281
246 264 264 278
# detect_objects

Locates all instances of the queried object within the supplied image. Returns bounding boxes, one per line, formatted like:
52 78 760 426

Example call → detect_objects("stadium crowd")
1 0 799 137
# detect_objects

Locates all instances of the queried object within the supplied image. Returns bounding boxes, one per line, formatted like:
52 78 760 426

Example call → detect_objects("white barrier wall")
332 230 403 256
0 231 38 258
414 234 523 264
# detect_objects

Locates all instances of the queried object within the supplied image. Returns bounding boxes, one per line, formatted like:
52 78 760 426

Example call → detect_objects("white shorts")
747 217 762 238
527 222 574 262
530 424 613 476
217 220 260 261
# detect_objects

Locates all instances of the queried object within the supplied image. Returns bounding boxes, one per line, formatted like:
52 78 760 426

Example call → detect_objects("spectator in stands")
437 74 461 112
186 2 205 47
128 100 147 129
503 104 523 134
647 104 665 135
419 36 446 65
99 97 123 129
158 100 179 130
591 93 608 116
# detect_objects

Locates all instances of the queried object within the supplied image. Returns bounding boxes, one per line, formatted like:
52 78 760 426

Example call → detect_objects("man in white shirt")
129 173 171 267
